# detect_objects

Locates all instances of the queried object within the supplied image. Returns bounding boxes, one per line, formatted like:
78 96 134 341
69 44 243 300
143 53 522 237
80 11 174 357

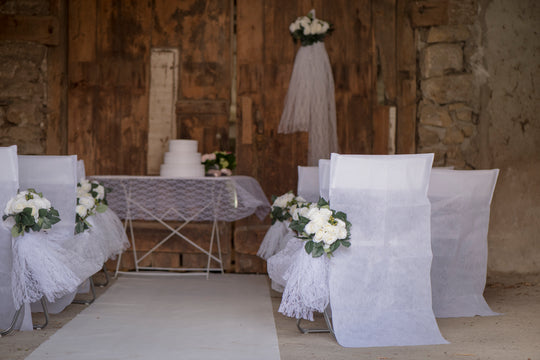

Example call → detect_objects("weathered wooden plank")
396 0 417 154
68 0 96 63
176 100 228 115
46 0 67 155
373 0 397 103
0 15 59 45
408 0 448 28
373 105 390 154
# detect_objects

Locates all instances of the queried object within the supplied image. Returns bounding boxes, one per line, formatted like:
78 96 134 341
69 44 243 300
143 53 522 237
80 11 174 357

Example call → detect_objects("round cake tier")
169 139 198 153
163 152 202 165
160 164 205 178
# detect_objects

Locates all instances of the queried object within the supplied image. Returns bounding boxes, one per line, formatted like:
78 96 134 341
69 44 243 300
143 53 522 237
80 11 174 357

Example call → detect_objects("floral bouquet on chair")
201 151 236 177
289 198 351 258
2 189 60 237
289 10 334 46
75 179 110 234
269 191 307 225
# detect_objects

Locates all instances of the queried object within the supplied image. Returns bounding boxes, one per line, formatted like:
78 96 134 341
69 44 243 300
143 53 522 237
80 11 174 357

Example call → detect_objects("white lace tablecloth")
89 175 270 222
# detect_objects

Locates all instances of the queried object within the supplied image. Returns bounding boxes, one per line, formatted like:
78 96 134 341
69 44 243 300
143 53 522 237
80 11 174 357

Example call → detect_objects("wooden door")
234 0 397 272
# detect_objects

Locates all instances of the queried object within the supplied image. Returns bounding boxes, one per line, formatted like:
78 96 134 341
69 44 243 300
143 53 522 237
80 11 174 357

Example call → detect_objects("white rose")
303 26 312 36
76 204 88 218
29 197 47 211
289 21 300 33
305 217 326 235
273 192 295 208
94 185 105 200
11 198 28 214
79 179 92 193
79 195 95 210
4 198 13 215
311 21 323 34
77 187 89 198
321 22 329 33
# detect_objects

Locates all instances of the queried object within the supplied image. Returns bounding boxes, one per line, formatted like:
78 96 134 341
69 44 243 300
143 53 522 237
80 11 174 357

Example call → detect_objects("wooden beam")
0 15 60 45
408 0 448 28
46 0 68 155
396 0 417 154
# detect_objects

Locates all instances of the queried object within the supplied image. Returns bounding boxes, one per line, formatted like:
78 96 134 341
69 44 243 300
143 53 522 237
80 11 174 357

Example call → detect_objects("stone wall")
416 0 540 274
0 0 49 154
416 0 481 168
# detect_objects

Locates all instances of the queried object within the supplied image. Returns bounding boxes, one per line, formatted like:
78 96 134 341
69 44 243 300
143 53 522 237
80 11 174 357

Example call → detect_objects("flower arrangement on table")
289 10 334 46
75 179 110 234
289 198 351 258
2 189 61 237
201 151 236 177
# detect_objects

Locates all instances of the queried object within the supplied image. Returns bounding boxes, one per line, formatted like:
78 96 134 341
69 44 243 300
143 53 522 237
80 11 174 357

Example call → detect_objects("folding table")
90 176 270 277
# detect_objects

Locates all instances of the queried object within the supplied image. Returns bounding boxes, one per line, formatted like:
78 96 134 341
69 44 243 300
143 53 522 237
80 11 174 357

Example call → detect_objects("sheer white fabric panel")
297 166 319 203
328 153 447 347
429 169 499 317
318 159 330 200
0 146 20 330
77 160 86 182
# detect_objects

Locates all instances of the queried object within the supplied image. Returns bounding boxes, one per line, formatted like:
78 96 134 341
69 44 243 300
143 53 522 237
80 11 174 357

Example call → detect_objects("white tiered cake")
160 139 205 177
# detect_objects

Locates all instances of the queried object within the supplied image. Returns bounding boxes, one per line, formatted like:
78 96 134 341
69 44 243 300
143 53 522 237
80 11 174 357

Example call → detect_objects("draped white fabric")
429 168 499 318
278 42 338 166
0 146 20 331
318 159 330 200
264 165 322 292
297 166 320 203
328 153 447 347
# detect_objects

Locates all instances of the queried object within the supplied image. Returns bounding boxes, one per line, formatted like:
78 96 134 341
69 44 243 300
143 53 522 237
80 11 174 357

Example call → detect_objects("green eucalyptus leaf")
304 241 314 254
312 246 324 258
96 203 108 213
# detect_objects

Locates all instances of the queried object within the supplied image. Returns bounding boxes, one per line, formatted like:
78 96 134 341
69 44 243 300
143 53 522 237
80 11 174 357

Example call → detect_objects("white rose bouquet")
289 198 351 258
2 189 61 237
270 191 307 225
201 151 236 176
75 179 110 234
289 10 333 46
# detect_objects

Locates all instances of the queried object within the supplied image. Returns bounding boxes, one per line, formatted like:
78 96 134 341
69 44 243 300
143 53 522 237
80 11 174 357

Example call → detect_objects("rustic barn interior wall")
1 0 538 275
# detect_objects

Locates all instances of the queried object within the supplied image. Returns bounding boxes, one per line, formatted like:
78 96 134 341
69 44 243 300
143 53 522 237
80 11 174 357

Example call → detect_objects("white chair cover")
297 166 319 203
429 168 499 317
17 156 95 319
0 146 22 330
318 159 330 200
328 153 447 347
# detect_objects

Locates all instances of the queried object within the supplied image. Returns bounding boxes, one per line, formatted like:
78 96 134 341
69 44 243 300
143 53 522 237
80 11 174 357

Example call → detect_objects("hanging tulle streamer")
278 10 339 166
278 247 330 321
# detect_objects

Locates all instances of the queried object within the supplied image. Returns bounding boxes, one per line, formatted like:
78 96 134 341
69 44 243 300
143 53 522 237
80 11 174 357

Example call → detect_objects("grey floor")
2 272 539 360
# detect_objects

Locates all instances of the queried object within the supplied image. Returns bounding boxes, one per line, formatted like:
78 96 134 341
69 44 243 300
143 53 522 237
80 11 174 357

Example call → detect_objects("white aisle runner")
26 275 280 360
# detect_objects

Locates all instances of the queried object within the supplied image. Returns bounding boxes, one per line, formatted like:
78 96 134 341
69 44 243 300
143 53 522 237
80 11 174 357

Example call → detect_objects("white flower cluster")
4 190 52 220
76 179 107 217
300 206 348 249
289 16 330 36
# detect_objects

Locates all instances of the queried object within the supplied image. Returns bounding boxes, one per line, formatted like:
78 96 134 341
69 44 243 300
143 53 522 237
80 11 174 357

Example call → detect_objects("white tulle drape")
278 248 330 321
278 41 338 166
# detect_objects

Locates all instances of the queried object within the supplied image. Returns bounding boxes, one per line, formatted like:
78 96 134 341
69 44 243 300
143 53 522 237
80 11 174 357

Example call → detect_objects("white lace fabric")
278 42 338 166
89 176 270 222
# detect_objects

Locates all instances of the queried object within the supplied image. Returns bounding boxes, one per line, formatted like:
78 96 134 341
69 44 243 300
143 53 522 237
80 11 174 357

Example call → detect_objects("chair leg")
33 298 49 330
0 307 23 336
93 264 110 287
296 307 334 337
72 277 96 305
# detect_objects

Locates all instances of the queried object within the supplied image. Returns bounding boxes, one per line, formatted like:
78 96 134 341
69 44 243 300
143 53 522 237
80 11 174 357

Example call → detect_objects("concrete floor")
1 273 539 360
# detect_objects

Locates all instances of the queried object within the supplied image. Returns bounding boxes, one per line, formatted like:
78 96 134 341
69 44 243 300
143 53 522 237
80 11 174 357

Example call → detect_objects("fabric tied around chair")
11 231 94 309
278 247 330 321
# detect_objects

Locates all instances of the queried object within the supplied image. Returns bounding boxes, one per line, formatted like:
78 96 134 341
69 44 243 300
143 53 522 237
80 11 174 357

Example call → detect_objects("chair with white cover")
429 168 499 317
328 153 447 347
0 145 25 335
18 155 97 322
266 165 321 292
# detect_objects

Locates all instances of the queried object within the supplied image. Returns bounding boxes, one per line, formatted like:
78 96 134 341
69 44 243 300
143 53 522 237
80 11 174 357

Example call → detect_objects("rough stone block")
418 126 443 147
426 25 471 43
421 74 476 104
449 102 474 122
460 124 475 137
443 128 465 144
419 101 453 127
421 43 463 78
448 0 477 25
6 103 37 125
